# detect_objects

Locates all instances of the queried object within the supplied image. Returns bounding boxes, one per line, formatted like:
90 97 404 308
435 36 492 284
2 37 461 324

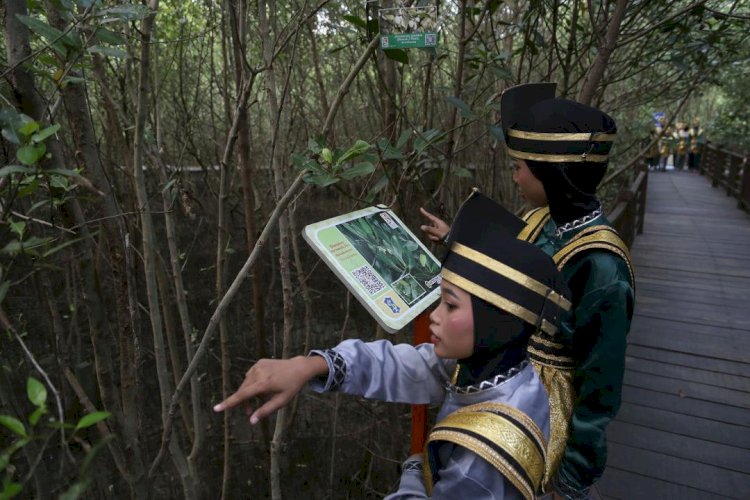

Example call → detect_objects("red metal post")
410 311 431 454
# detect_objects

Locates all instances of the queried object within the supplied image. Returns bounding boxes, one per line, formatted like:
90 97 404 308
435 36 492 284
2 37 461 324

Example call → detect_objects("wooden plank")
624 370 750 410
633 253 750 278
634 281 749 309
607 421 750 473
620 386 750 427
632 307 750 334
605 441 750 497
625 344 750 379
602 171 750 497
631 312 750 337
631 265 750 292
627 318 750 363
615 402 750 449
599 468 731 500
624 356 750 393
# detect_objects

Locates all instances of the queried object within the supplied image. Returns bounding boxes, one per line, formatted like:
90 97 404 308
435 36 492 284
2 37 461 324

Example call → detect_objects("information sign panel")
303 207 441 333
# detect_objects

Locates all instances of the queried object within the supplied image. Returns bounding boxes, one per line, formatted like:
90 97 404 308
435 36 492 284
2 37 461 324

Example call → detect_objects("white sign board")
303 207 441 333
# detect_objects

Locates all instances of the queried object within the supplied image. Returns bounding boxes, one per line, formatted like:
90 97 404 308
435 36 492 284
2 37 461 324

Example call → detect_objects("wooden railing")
701 142 750 211
607 160 648 248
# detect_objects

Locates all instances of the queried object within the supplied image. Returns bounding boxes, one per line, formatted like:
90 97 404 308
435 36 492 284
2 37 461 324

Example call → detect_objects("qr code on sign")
352 266 385 296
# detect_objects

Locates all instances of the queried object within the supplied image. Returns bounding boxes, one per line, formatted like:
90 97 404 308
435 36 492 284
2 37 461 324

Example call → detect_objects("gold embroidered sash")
425 402 546 500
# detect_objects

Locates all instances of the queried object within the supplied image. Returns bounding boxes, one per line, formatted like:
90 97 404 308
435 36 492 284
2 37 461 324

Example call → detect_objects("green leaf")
343 15 367 29
98 5 152 21
61 76 86 86
1 479 22 498
291 153 318 172
2 128 20 145
414 129 445 153
27 378 47 407
0 453 8 472
452 167 473 178
382 146 404 160
0 415 27 438
28 406 46 426
161 178 176 194
396 130 411 149
18 120 40 137
50 173 70 190
305 173 339 187
321 148 333 164
0 281 10 305
419 254 427 267
307 137 323 154
1 240 22 257
383 49 409 65
446 96 475 119
16 144 46 166
337 140 371 165
93 27 126 45
44 168 81 178
87 45 129 59
340 161 376 180
41 235 85 258
15 15 66 52
75 411 111 431
0 165 33 177
31 124 60 143
9 220 25 239
369 174 389 196
17 177 40 198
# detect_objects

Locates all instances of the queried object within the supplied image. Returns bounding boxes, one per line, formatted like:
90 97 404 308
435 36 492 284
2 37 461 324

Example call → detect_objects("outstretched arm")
419 207 450 242
213 355 328 424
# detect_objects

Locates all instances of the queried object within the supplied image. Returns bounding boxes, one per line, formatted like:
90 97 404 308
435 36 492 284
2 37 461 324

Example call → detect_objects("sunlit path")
599 170 750 499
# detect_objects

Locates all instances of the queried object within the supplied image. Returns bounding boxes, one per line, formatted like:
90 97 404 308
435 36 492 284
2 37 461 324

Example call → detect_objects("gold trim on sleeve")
552 226 634 284
427 403 546 500
527 345 576 366
518 206 551 242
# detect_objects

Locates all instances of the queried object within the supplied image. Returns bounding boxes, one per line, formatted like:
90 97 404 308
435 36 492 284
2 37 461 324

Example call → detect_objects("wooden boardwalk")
598 170 750 499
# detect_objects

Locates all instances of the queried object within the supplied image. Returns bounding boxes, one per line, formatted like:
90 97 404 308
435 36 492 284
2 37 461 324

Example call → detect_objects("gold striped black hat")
500 83 617 164
442 191 571 336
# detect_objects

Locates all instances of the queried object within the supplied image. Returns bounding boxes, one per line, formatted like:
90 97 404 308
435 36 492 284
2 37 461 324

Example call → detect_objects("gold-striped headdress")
442 191 571 336
500 83 617 164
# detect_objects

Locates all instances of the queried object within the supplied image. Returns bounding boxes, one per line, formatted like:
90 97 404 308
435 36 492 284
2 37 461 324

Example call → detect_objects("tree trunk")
129 1 195 497
577 0 629 105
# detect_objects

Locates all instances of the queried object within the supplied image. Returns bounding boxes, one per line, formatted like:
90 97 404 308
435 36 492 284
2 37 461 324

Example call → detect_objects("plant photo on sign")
336 212 440 304
391 275 427 305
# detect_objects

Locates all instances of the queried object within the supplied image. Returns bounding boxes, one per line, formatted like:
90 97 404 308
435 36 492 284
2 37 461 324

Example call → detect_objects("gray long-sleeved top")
310 339 550 499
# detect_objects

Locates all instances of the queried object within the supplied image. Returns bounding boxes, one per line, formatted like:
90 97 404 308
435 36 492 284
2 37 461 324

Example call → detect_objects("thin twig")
0 307 73 464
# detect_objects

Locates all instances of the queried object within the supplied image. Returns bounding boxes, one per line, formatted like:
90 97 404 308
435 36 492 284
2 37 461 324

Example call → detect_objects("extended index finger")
419 207 438 222
213 382 260 413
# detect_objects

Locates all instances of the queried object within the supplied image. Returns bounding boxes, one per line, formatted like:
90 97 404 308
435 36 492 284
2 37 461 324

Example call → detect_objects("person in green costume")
420 83 635 499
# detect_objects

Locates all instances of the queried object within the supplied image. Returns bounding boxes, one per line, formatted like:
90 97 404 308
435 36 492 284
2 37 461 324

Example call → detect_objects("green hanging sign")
378 5 439 50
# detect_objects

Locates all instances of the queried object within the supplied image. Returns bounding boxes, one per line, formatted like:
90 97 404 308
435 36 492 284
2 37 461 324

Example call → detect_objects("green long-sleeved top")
533 212 635 497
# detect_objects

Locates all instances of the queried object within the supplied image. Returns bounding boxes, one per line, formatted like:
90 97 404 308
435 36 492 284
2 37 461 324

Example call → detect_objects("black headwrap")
525 159 604 225
442 190 571 387
500 84 617 226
